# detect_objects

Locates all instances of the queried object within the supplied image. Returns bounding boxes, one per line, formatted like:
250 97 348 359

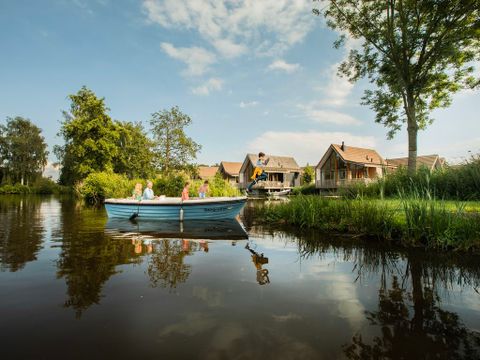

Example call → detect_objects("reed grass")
259 194 480 251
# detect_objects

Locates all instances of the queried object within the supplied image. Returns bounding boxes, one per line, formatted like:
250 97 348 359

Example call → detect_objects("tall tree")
0 116 48 185
113 121 155 179
314 0 480 174
302 164 315 184
55 87 119 185
150 106 201 173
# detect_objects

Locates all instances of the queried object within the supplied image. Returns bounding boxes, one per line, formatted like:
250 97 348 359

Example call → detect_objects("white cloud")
298 104 361 125
160 42 216 76
191 78 224 95
315 63 354 106
143 0 315 57
247 131 376 165
213 38 247 58
239 100 259 108
43 162 60 181
267 59 300 73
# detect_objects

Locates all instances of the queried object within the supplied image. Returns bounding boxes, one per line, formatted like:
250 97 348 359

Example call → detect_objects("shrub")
76 172 137 203
153 173 188 197
188 174 241 197
0 183 31 194
291 183 317 195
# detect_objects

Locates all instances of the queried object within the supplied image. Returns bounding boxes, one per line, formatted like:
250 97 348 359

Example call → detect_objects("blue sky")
1 0 479 174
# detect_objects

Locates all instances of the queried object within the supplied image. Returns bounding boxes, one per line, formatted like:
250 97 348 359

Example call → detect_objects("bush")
0 183 31 194
76 172 139 203
153 173 187 197
188 174 241 197
291 183 317 195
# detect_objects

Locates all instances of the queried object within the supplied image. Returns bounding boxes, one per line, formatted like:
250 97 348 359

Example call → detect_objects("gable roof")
316 144 386 169
241 154 300 172
219 161 242 176
198 166 219 178
386 155 441 170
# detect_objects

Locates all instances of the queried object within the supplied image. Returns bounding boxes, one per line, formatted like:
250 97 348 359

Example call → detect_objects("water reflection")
54 198 144 318
245 243 270 285
0 196 44 271
292 228 480 359
0 197 479 358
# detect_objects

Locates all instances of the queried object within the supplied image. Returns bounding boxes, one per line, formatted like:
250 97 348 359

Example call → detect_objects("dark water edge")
0 195 479 360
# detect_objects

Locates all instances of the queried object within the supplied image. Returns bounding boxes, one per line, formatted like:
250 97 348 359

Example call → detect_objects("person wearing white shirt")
143 181 156 200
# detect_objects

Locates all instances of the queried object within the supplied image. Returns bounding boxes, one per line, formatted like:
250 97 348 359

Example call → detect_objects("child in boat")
131 183 143 200
198 180 209 199
247 152 269 192
143 180 156 200
181 181 190 201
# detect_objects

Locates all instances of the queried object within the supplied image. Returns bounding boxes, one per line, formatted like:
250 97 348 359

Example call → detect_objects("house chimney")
341 141 345 151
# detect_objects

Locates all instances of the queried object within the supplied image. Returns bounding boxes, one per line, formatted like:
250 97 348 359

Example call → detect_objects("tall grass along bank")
258 195 480 251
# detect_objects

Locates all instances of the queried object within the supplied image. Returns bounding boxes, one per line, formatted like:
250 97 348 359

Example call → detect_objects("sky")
1 0 479 177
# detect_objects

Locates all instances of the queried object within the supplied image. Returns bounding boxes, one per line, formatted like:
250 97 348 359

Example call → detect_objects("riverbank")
256 195 480 251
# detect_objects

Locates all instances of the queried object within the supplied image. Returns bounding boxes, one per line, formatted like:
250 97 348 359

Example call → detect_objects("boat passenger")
131 183 143 200
181 181 190 201
143 180 156 200
247 152 269 192
198 180 209 199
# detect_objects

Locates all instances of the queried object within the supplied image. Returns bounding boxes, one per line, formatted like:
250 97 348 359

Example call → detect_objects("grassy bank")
258 195 480 251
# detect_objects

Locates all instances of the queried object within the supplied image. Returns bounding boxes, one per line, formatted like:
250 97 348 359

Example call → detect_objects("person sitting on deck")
247 152 269 192
131 183 143 200
198 180 209 199
143 180 156 200
181 181 190 201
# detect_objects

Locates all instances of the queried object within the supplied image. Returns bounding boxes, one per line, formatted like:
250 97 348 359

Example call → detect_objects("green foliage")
0 184 31 194
153 173 187 197
338 156 480 201
259 195 480 250
55 87 119 185
0 116 48 185
76 171 140 204
113 121 155 179
291 183 317 195
0 178 69 195
150 106 201 173
302 164 314 184
315 0 480 173
188 174 241 197
55 87 156 185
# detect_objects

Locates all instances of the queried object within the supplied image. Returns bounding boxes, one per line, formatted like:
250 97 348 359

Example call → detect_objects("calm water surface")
1 196 479 360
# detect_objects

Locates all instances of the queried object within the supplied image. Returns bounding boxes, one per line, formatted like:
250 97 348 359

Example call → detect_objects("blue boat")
104 196 247 220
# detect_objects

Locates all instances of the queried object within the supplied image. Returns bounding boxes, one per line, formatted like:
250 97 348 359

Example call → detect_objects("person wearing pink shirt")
181 182 190 201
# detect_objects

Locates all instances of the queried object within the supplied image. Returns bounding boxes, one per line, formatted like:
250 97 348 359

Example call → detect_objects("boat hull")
104 197 247 220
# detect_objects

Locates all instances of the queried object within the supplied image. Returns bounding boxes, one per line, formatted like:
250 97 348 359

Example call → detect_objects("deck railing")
316 178 373 189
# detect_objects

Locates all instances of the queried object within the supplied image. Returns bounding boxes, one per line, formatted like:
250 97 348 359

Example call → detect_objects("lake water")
1 196 479 359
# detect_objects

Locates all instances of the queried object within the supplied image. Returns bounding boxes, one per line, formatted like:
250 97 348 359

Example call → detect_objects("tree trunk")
405 93 417 176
